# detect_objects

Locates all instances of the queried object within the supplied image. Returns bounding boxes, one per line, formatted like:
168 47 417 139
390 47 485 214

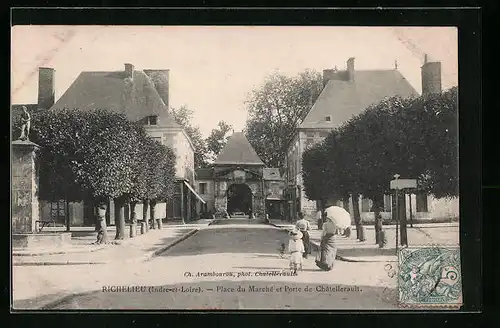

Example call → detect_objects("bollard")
358 226 366 242
130 223 137 238
140 221 146 234
378 230 387 248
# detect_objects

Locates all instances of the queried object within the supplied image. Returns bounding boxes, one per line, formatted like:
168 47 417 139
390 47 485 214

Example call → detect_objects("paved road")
13 221 397 310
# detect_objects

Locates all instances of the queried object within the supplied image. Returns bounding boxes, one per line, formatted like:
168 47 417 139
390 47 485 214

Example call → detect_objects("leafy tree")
392 87 458 198
302 87 458 245
29 109 87 203
302 142 328 204
206 121 233 163
170 105 210 169
28 108 179 241
125 125 176 233
302 130 367 241
245 70 323 167
29 109 139 240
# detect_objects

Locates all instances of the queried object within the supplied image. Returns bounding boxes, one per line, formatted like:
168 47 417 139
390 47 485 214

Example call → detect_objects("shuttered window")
50 200 66 223
199 183 207 194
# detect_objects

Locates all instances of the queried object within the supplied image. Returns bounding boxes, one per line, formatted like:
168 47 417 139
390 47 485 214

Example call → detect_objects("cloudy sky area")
11 26 457 138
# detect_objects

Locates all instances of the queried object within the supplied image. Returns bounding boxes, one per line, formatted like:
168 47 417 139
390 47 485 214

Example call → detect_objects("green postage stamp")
398 246 463 308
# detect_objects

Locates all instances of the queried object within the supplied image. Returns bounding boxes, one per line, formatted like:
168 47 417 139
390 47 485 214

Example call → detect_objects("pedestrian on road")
295 212 311 259
315 207 339 271
288 229 305 273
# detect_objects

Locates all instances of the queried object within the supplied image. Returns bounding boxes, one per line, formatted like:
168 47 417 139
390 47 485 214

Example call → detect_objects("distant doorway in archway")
227 183 252 215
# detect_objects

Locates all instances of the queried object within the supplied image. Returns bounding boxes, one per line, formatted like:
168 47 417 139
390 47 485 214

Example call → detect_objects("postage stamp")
397 246 462 308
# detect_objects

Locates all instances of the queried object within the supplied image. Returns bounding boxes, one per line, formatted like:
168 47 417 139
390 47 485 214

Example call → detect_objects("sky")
11 26 458 138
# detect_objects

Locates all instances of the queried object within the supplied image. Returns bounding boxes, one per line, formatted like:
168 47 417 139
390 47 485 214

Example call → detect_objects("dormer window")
148 115 158 125
325 115 332 122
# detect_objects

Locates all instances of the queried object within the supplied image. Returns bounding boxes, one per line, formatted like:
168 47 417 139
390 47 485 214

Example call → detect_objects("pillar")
12 140 41 233
187 187 192 222
180 181 185 223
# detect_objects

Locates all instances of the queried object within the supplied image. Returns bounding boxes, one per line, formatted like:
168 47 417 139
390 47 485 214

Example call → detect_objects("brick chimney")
143 69 170 108
347 57 355 82
37 67 55 110
124 63 134 79
322 67 346 87
421 54 442 96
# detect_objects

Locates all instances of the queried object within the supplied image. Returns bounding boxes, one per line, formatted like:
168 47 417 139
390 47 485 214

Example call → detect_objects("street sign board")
390 179 417 190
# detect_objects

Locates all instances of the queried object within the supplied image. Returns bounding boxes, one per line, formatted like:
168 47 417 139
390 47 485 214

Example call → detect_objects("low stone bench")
13 232 72 248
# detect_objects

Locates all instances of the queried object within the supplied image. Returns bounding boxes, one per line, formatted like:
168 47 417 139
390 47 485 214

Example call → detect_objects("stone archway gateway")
212 132 266 218
226 183 252 215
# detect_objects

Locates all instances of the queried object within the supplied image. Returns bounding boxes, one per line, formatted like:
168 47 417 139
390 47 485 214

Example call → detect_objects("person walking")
315 206 339 271
295 212 311 259
288 228 305 274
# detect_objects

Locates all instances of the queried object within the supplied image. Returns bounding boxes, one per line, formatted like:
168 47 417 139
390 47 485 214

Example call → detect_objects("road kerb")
145 228 200 260
13 245 107 257
13 261 108 266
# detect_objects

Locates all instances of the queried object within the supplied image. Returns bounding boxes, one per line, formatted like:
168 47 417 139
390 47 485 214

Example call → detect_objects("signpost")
390 175 417 253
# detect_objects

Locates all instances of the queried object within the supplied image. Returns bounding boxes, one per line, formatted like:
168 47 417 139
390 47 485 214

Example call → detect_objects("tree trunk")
373 195 386 248
399 193 408 247
95 203 109 244
114 198 126 240
342 198 350 212
130 201 137 238
317 198 325 230
150 200 157 229
143 200 149 232
65 198 71 232
352 194 366 241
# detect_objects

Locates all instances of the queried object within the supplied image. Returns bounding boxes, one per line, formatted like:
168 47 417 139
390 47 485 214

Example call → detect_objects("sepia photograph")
11 25 461 310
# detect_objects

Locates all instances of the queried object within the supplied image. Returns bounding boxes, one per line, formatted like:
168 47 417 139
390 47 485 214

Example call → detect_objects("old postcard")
11 25 462 310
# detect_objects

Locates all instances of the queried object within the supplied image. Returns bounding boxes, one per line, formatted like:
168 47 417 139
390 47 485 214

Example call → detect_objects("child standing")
288 229 305 273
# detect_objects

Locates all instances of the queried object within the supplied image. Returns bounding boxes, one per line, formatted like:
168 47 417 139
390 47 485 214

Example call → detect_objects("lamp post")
394 174 400 255
390 175 416 253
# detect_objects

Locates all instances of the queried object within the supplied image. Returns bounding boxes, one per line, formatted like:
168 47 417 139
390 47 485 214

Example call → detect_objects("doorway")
226 183 252 215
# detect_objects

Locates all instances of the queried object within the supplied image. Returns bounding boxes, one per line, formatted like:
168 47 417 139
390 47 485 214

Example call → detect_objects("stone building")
284 56 458 223
194 132 286 219
12 64 205 226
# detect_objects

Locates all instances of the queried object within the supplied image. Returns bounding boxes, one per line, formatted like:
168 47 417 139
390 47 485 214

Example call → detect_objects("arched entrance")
226 183 252 215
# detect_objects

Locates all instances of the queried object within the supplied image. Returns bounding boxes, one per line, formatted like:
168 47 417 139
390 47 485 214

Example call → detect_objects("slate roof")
300 69 418 129
195 168 214 180
263 168 284 181
214 132 264 165
50 70 180 128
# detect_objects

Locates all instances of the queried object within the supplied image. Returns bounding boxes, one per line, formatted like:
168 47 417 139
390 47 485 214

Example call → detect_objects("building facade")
12 64 204 227
284 56 459 223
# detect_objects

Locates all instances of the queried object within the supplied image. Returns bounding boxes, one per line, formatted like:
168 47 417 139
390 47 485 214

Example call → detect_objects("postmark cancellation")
397 246 462 308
